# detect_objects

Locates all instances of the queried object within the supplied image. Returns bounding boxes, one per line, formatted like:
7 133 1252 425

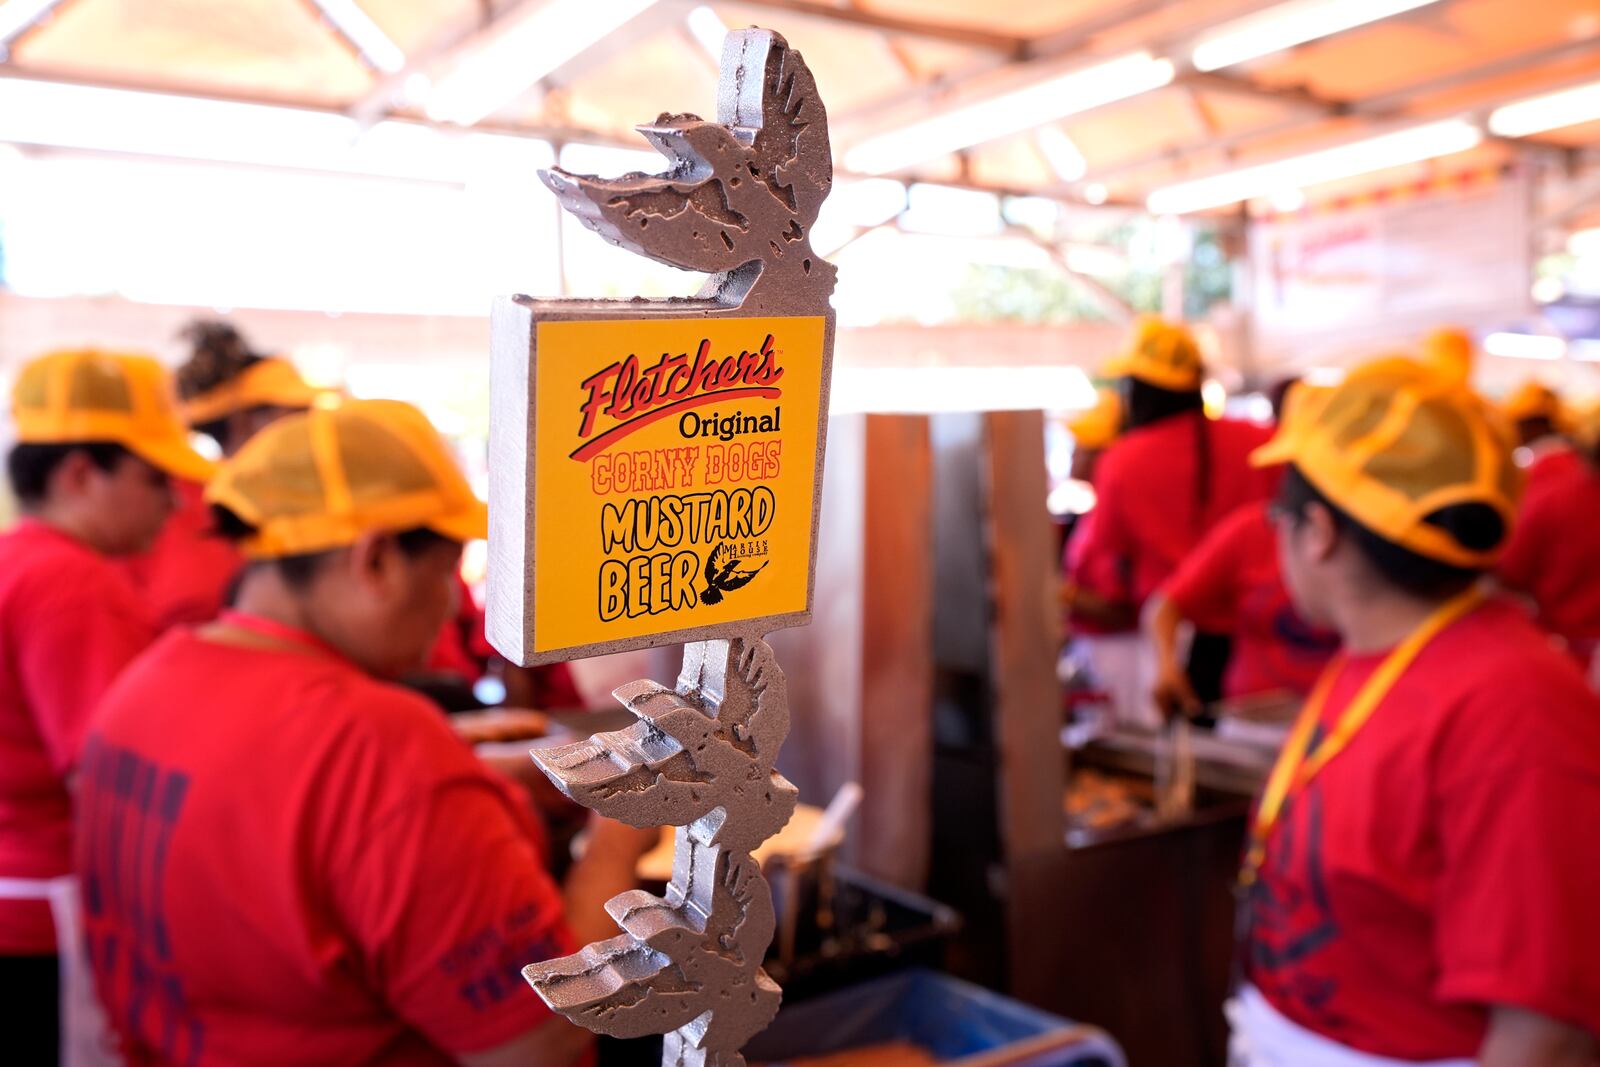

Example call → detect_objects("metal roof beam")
1090 32 1600 185
0 0 68 60
348 0 541 126
724 0 1026 55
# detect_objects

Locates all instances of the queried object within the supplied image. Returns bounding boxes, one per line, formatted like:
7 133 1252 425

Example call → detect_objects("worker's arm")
459 1020 593 1067
1146 594 1201 719
1060 578 1139 631
562 815 660 947
1478 1005 1596 1067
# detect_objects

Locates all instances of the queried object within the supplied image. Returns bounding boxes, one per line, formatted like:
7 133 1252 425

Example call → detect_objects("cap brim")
428 499 489 544
1249 427 1301 468
130 434 219 484
1100 353 1135 378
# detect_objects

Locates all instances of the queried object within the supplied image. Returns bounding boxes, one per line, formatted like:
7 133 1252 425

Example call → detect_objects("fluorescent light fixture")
901 182 1003 237
1083 182 1109 205
1488 79 1600 138
0 0 61 49
0 77 551 181
1269 187 1306 212
1003 195 1060 233
1036 126 1088 182
1531 276 1565 304
831 364 1096 414
1567 226 1600 258
1483 332 1566 361
425 0 659 126
559 141 665 177
1146 119 1481 214
827 177 907 227
686 5 727 61
844 52 1174 176
1192 0 1442 72
308 0 406 73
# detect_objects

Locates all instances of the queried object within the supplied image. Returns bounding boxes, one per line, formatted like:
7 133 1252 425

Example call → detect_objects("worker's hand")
452 707 549 744
1153 663 1203 721
584 814 661 866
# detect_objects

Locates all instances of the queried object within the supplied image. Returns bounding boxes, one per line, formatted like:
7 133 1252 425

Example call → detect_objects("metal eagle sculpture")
520 27 831 1067
537 28 836 313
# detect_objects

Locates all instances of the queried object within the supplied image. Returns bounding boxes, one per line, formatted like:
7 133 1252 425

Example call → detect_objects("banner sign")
528 315 825 656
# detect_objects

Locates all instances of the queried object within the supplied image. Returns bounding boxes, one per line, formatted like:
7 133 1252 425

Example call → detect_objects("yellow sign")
530 315 826 654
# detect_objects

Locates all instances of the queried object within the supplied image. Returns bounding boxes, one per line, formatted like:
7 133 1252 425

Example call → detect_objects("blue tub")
742 969 1126 1067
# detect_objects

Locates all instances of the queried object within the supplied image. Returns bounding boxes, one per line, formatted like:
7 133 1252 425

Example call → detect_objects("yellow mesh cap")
181 356 322 426
1252 357 1522 568
1102 316 1204 392
1422 327 1474 385
206 398 487 559
11 348 217 483
1067 388 1122 450
1500 380 1568 429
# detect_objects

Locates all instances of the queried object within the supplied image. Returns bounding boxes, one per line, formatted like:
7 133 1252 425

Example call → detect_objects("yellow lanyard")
1240 587 1483 886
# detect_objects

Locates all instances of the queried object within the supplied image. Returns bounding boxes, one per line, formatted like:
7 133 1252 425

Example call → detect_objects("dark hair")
1123 378 1204 431
1266 377 1300 423
1516 415 1558 446
1123 377 1211 533
211 505 453 591
177 321 264 447
1277 465 1503 597
6 442 130 505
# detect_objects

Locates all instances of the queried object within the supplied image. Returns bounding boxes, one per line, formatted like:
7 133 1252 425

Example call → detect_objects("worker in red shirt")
76 398 651 1066
1069 316 1278 725
1059 388 1144 724
1147 384 1340 717
1233 357 1600 1065
1147 499 1340 718
1 349 215 1063
1499 407 1600 676
121 321 320 631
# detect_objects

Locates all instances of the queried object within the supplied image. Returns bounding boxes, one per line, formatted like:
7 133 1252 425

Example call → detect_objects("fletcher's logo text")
571 334 784 461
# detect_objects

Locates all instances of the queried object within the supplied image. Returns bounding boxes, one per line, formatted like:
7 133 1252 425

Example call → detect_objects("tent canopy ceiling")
2 0 1598 208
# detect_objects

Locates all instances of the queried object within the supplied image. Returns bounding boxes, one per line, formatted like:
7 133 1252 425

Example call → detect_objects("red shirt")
1073 412 1278 609
1499 451 1600 646
1162 503 1339 699
1246 599 1600 1058
78 628 572 1065
119 479 243 630
0 519 154 953
426 576 585 708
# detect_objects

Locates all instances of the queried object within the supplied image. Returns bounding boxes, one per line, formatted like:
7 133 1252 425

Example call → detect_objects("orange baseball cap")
181 356 322 426
1252 357 1521 568
10 348 217 483
1422 327 1474 385
1067 388 1122 450
1102 316 1204 392
206 398 487 560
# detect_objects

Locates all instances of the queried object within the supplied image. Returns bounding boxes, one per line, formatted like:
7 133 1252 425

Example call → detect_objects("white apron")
0 875 118 1067
1228 984 1474 1067
1075 632 1163 731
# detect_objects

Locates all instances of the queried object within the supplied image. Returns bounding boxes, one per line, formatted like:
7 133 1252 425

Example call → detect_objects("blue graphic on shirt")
1247 724 1345 1032
79 734 203 1066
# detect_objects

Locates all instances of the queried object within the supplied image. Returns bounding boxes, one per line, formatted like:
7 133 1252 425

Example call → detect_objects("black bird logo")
701 543 766 605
